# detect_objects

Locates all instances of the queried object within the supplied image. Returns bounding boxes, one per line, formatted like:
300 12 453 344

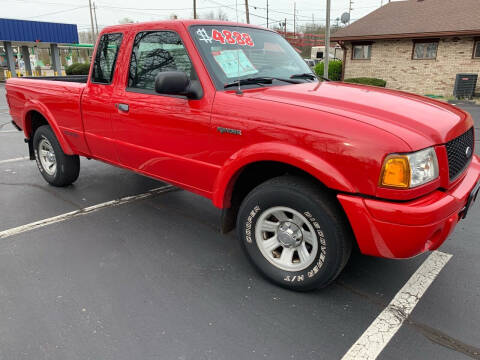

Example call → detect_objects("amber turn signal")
379 156 410 189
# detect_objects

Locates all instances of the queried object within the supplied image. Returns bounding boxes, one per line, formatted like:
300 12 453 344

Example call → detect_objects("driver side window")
128 31 196 91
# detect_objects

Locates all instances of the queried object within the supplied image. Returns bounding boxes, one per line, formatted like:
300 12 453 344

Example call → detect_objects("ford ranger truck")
5 20 480 291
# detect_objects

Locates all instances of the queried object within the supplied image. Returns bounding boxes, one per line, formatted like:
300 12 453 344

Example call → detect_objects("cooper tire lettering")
245 205 261 243
236 176 352 291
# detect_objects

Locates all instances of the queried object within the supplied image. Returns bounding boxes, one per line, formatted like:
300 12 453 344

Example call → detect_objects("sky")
2 0 403 34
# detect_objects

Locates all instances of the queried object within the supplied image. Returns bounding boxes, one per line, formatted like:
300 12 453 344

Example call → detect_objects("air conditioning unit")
453 73 478 99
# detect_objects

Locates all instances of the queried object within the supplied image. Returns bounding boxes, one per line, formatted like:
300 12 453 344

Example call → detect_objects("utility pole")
348 0 353 24
324 0 331 79
93 2 99 37
284 18 287 38
88 0 95 43
193 0 197 19
245 0 250 24
266 0 269 28
293 2 296 38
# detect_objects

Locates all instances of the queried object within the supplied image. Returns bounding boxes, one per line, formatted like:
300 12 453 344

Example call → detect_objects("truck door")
82 32 124 162
110 30 215 195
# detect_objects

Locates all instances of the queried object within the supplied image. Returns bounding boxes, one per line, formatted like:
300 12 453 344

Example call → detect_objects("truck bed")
6 76 88 155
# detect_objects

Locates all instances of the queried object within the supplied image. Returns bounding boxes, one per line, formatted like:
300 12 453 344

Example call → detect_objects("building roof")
0 18 78 44
332 0 480 41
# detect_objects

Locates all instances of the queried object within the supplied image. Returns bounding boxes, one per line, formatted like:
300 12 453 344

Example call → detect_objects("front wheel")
33 125 80 187
237 175 352 291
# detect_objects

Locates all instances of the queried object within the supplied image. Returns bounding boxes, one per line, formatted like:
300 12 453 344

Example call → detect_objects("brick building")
332 0 480 97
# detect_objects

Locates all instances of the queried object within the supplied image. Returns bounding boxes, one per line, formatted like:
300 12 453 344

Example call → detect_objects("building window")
474 39 480 58
412 40 438 60
352 43 371 60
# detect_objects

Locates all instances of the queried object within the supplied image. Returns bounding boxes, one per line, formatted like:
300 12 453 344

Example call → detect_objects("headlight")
379 147 439 189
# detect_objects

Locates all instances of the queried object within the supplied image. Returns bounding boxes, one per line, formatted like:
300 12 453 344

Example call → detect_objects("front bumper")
338 155 480 259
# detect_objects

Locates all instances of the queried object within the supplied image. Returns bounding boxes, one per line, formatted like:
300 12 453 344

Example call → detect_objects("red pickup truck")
6 20 480 290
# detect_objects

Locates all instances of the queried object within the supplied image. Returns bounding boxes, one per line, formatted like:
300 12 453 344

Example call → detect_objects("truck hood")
245 81 473 150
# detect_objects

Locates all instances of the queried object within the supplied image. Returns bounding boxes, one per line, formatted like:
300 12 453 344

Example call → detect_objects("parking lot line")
0 156 29 164
341 250 452 360
0 184 176 239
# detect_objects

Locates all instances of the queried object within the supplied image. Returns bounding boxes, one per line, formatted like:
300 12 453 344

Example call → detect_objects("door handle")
116 103 129 112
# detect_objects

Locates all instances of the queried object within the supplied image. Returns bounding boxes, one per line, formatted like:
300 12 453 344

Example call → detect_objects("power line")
26 5 88 19
11 0 236 12
250 5 313 19
11 0 86 6
95 3 236 11
206 0 282 23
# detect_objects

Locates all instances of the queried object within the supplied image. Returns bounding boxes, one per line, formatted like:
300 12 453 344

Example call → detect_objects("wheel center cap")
47 152 55 162
278 221 302 248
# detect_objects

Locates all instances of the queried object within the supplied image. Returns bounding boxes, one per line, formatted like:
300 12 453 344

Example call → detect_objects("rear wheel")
237 175 352 291
33 125 80 187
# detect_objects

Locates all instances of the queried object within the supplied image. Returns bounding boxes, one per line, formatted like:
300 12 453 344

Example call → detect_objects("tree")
201 9 228 21
78 30 95 43
119 17 135 24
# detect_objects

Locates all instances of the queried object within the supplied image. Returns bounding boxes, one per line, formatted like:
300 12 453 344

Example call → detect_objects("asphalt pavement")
0 83 479 360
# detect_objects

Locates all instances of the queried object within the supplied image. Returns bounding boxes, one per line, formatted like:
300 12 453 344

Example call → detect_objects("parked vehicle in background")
310 45 343 61
304 58 317 68
5 20 480 291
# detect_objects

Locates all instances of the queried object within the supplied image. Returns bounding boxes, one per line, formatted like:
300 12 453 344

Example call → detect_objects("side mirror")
154 71 202 99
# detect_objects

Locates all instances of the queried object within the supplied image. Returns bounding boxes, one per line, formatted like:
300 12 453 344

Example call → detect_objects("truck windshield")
190 25 317 90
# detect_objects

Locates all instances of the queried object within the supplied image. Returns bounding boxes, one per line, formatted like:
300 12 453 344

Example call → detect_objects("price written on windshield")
211 29 254 46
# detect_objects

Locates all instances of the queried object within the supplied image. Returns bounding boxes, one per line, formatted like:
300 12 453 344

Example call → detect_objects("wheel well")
221 161 331 233
23 111 49 159
26 110 49 138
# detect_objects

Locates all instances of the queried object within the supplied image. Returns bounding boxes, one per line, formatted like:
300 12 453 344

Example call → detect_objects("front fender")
212 142 355 208
22 100 74 155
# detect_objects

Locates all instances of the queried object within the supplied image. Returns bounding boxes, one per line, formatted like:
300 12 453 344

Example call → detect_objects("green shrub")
71 63 90 75
343 77 387 87
66 63 90 75
65 63 79 75
314 60 342 81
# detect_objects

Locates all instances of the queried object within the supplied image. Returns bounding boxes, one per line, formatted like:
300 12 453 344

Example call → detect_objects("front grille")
445 127 474 181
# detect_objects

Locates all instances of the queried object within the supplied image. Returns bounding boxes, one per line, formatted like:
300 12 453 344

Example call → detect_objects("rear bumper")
338 155 480 259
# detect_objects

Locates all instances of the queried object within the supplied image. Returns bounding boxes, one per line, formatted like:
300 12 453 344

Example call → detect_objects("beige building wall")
342 37 480 97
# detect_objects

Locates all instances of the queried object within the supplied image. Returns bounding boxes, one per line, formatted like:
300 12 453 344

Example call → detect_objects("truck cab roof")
100 19 269 35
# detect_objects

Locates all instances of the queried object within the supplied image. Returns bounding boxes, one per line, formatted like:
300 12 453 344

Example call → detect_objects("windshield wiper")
290 73 317 80
224 76 301 89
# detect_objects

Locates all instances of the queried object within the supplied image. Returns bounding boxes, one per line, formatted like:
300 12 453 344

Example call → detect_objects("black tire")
33 125 80 187
237 175 352 291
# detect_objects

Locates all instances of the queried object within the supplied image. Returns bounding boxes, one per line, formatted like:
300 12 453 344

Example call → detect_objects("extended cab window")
92 33 123 84
128 31 195 91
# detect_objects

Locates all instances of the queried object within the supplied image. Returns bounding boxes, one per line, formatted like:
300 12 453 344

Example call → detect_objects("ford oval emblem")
466 146 472 158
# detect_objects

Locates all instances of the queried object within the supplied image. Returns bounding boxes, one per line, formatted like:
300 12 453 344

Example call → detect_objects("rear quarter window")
92 33 123 84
